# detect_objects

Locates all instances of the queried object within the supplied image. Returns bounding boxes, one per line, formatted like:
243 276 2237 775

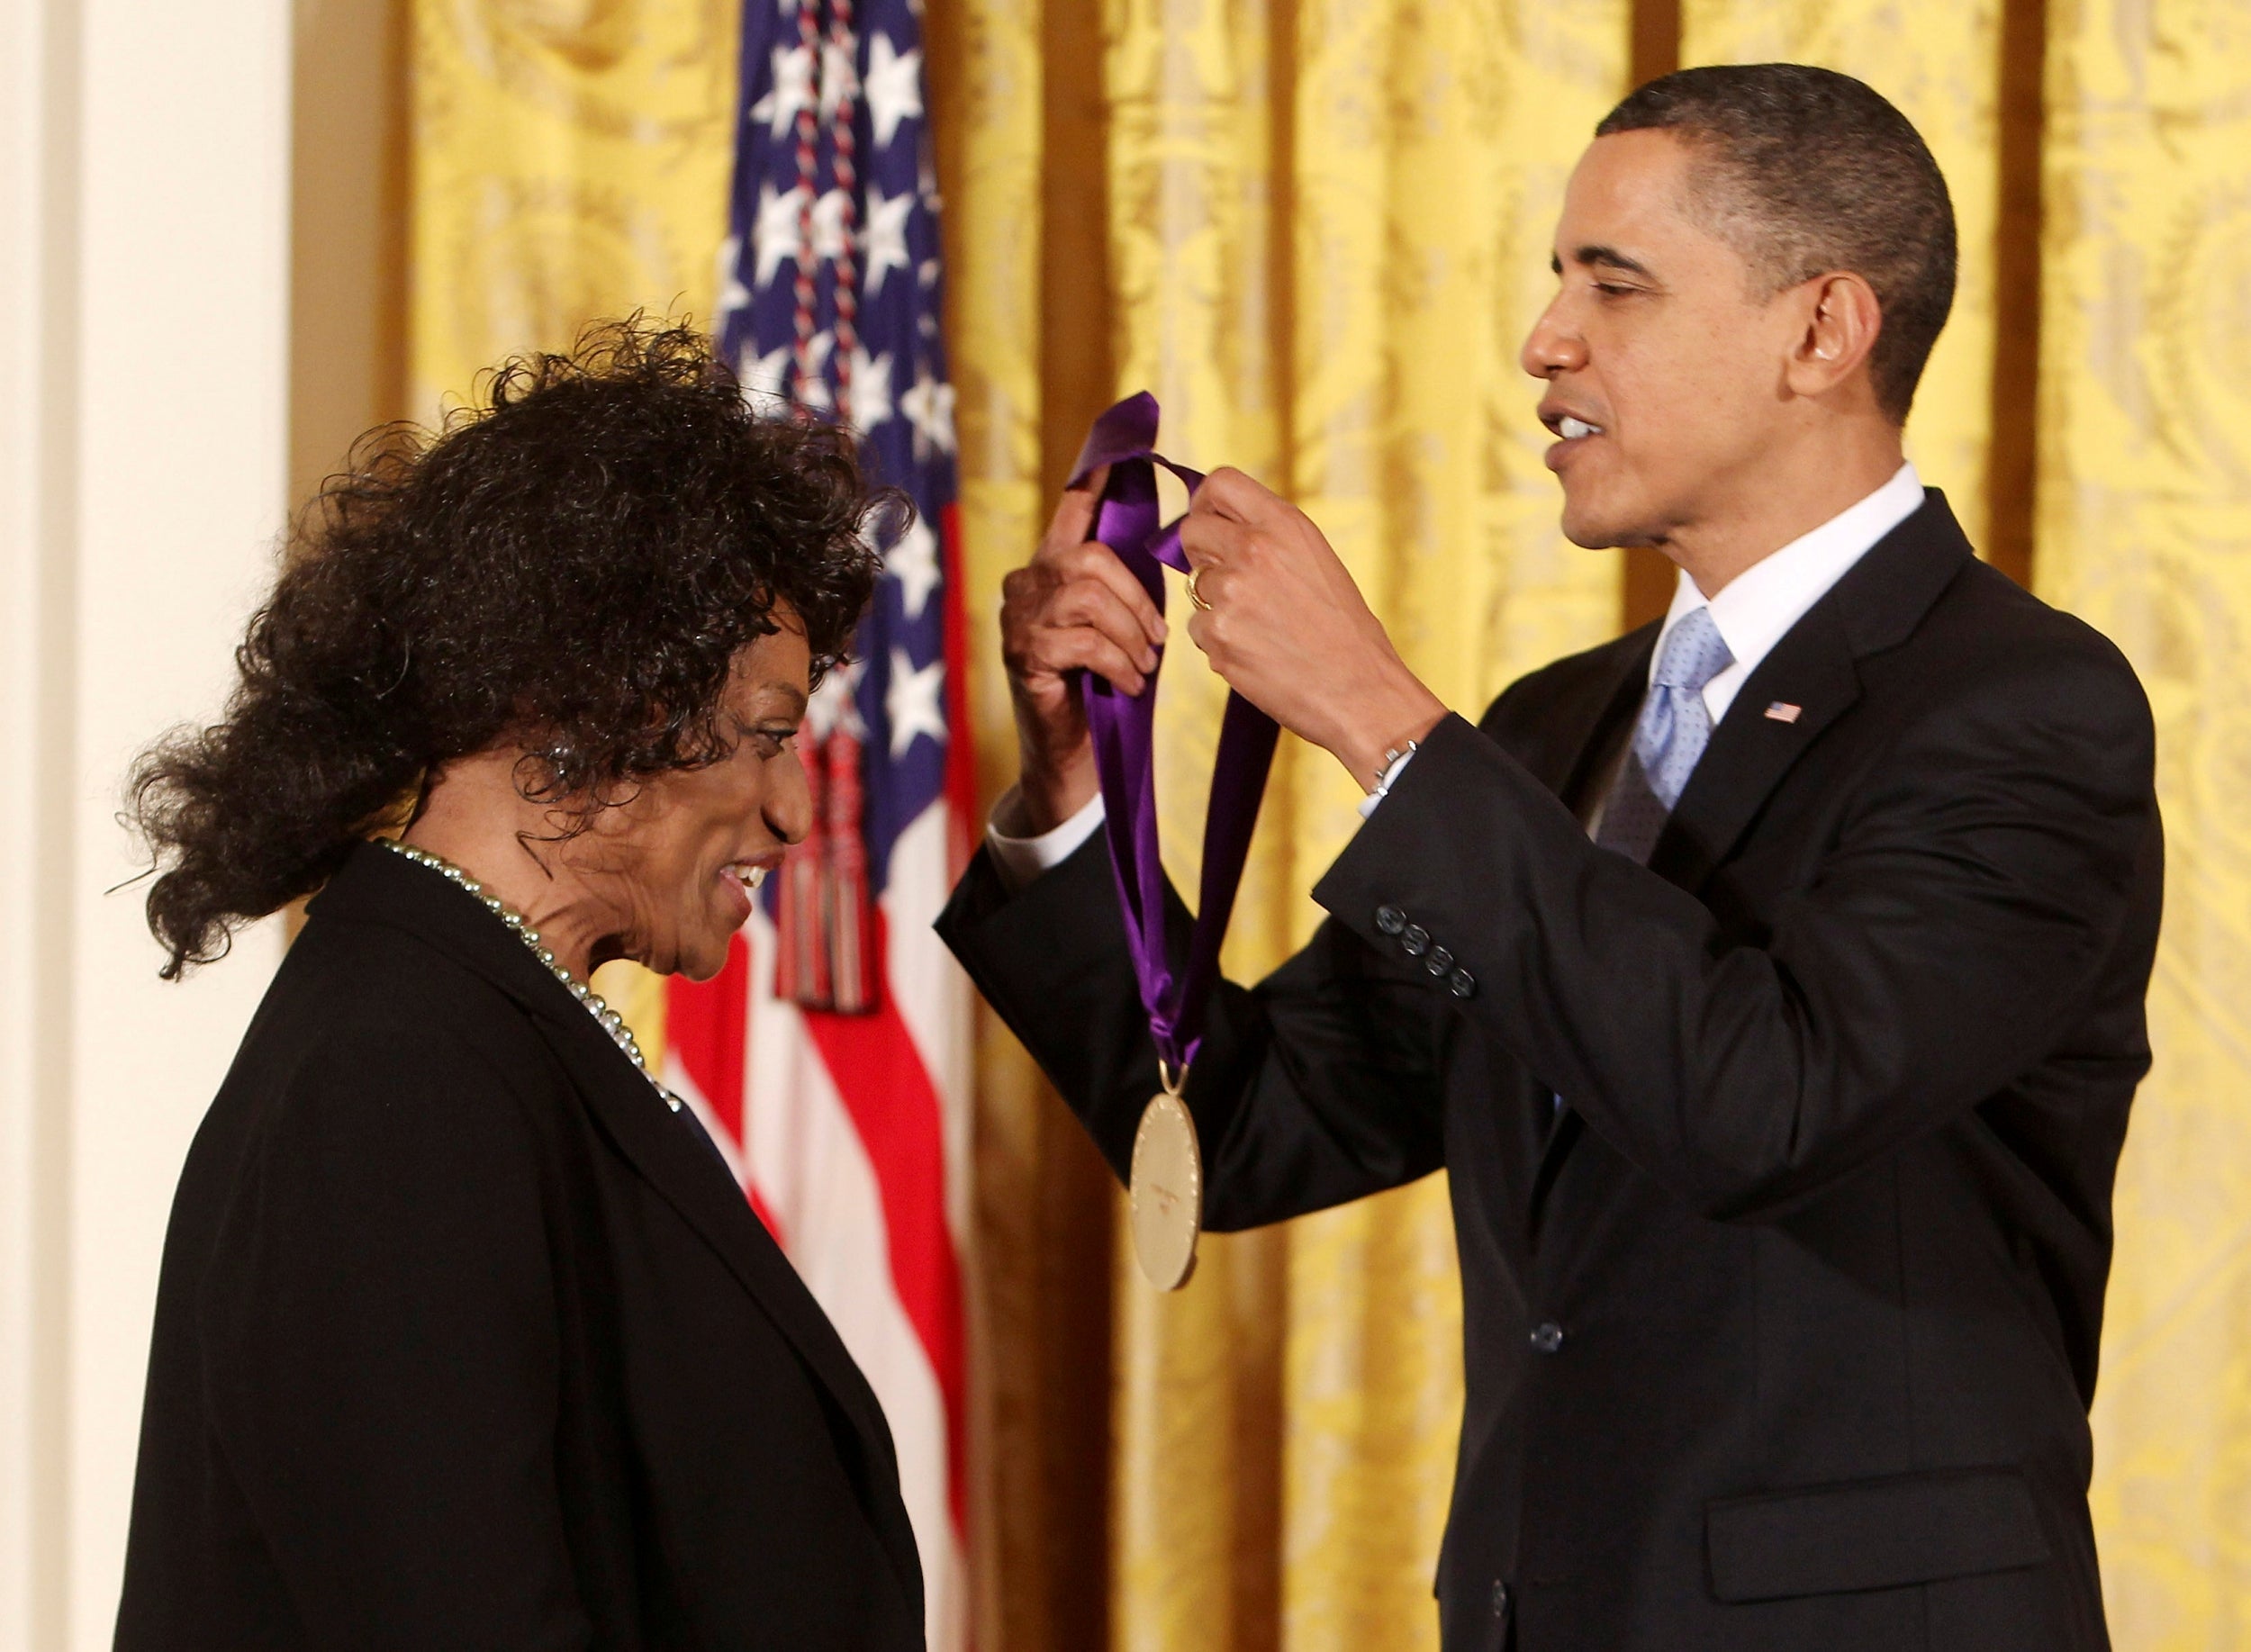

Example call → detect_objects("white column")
0 0 292 1644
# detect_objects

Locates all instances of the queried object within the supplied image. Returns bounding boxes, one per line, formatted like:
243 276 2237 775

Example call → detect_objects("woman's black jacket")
115 842 924 1650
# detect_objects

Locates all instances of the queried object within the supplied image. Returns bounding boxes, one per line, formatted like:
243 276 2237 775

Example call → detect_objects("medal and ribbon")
1069 393 1280 1290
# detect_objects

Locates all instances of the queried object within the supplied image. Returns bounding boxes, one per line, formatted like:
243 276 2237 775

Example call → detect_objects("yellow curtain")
1679 0 2001 547
2036 2 2251 1642
405 0 738 412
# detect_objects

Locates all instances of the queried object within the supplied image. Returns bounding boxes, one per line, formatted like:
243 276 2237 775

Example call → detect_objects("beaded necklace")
379 838 683 1113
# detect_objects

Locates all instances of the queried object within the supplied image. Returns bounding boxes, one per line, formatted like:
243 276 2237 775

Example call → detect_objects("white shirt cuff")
986 788 1107 893
1357 746 1418 819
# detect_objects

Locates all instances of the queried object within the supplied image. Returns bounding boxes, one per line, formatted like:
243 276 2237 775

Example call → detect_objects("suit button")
1529 1322 1564 1354
1401 924 1429 957
1375 904 1406 936
1448 969 1476 999
1424 945 1454 977
1491 1579 1510 1618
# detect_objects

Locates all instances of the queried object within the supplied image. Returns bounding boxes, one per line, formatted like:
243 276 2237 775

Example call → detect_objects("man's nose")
765 745 816 846
1520 298 1587 379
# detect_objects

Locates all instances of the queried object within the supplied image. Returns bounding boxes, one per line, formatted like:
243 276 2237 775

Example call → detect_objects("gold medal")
1128 1071 1202 1291
1071 395 1279 1293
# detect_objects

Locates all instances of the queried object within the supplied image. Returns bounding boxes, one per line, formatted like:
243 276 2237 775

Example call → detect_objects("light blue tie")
1596 606 1733 865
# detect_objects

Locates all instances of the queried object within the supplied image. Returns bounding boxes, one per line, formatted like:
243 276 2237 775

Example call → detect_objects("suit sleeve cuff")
1313 712 1563 1000
986 788 1107 894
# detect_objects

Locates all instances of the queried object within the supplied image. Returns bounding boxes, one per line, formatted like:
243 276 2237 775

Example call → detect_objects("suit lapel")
1648 492 1974 894
547 1007 895 1440
536 1003 921 1587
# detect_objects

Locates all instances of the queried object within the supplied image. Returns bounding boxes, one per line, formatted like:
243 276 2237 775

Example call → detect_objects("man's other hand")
999 466 1167 832
1179 468 1446 789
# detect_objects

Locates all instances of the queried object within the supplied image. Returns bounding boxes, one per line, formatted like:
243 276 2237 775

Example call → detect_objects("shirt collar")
1653 461 1924 709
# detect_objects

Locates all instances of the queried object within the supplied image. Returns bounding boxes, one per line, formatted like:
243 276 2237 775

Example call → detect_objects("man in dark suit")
939 64 2160 1652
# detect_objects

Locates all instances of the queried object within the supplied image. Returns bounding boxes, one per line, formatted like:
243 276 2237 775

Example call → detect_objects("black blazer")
116 843 924 1651
939 495 2162 1652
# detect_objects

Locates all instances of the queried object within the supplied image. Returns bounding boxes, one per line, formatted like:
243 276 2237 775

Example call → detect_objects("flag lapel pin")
1764 701 1803 724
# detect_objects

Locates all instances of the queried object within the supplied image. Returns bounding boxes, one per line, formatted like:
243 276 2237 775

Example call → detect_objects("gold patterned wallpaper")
406 0 738 417
2037 2 2251 1644
401 1 2251 1647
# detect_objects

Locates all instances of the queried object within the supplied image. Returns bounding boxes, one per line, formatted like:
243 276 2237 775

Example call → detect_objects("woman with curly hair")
113 320 924 1650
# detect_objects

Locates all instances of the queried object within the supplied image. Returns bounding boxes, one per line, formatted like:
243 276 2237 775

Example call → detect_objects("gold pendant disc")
1129 1090 1202 1290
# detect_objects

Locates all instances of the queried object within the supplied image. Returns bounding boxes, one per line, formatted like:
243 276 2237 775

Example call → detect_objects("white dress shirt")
987 461 1925 887
985 785 1107 889
1650 460 1924 730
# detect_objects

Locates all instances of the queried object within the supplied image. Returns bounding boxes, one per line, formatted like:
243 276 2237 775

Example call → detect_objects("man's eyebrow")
1559 243 1658 281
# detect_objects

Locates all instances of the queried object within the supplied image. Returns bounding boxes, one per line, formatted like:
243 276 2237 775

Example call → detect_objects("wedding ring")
1186 564 1212 611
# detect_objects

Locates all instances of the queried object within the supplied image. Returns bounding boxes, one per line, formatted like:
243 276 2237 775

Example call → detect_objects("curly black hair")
131 317 890 979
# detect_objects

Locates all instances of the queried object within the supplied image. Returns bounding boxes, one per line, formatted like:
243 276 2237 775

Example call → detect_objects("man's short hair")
1596 64 1956 423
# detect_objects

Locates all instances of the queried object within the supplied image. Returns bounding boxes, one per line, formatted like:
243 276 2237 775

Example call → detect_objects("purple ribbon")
1070 393 1280 1076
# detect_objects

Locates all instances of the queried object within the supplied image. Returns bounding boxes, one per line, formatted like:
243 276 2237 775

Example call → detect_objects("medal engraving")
1129 1090 1202 1290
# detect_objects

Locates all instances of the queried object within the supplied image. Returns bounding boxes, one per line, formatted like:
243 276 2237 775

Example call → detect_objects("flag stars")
811 187 855 263
753 182 810 286
886 650 946 759
715 235 751 321
808 667 864 742
818 37 859 120
739 341 792 406
883 515 940 619
844 344 894 429
748 44 817 140
862 185 914 299
863 33 924 149
901 366 956 457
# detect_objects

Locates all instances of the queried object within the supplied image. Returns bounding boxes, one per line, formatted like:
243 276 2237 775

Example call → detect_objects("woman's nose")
765 745 816 846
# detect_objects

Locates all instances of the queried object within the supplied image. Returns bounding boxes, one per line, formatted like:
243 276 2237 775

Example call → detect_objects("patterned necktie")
1596 605 1734 865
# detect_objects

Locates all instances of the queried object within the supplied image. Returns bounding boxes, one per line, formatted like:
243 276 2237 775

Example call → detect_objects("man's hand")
1179 468 1446 790
999 466 1167 832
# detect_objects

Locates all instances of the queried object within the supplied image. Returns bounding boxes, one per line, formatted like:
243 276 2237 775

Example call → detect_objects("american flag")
670 0 973 1643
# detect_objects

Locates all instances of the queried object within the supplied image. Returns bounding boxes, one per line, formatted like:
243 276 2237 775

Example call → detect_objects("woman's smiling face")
583 613 816 981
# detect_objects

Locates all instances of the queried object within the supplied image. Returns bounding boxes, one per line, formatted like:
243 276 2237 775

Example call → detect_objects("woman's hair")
131 317 890 979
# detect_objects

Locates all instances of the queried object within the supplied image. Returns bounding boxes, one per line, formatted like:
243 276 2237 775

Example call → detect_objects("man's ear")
1784 271 1884 402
